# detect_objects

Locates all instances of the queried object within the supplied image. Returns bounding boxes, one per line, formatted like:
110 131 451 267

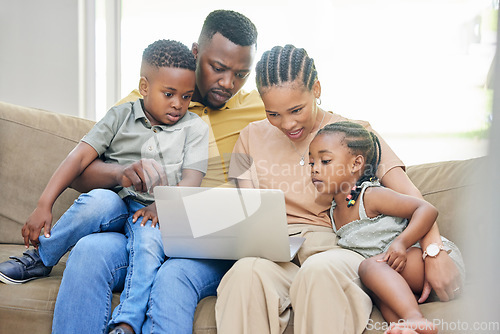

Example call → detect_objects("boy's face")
193 33 256 109
140 66 196 126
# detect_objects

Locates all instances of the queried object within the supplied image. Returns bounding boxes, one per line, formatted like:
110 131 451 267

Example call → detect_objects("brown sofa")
0 100 479 333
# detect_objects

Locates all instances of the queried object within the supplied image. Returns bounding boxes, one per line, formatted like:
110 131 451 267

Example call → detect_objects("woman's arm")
380 166 462 302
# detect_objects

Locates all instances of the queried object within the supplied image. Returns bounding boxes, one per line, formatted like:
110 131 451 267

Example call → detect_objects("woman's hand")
132 202 159 227
22 206 53 249
378 239 407 272
418 252 462 303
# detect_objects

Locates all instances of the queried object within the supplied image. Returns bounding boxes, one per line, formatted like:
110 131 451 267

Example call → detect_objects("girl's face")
260 81 321 143
308 132 362 195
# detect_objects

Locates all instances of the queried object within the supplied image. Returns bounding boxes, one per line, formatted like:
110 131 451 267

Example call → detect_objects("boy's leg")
109 199 165 333
52 232 129 334
0 189 128 284
142 258 234 334
38 189 129 266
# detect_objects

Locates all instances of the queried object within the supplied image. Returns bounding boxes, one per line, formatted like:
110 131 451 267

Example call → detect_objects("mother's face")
260 81 321 143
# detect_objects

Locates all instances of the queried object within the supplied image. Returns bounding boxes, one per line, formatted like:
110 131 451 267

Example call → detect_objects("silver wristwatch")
422 243 452 260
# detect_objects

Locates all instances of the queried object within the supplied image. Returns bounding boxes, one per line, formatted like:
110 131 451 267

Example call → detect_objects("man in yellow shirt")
53 10 262 334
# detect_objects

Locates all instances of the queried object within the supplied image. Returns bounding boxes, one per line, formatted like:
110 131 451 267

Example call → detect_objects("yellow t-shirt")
229 114 405 228
118 89 266 187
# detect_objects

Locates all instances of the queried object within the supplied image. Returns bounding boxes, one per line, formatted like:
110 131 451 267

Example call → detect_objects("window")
115 0 495 165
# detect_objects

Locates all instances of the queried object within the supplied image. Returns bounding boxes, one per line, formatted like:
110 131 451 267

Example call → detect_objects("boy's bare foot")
384 318 437 334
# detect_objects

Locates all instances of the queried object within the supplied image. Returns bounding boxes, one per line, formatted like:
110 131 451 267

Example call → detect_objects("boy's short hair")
199 10 258 47
142 39 196 71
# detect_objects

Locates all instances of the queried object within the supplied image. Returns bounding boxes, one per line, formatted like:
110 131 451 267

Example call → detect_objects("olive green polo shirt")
82 99 209 204
118 89 266 188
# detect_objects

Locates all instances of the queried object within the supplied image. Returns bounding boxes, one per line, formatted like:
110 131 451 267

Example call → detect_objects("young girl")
308 121 465 334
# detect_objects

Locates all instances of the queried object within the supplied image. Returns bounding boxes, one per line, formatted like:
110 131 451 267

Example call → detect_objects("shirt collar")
133 99 148 121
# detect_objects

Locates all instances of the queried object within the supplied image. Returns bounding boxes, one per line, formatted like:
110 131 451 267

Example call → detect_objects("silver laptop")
154 186 305 262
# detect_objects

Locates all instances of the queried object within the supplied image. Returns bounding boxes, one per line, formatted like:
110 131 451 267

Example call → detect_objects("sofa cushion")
0 101 94 244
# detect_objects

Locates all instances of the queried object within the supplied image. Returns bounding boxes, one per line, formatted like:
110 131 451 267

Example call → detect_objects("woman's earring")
316 97 322 105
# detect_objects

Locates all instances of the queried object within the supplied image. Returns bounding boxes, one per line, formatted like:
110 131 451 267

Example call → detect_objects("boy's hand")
132 202 159 227
118 159 168 194
378 239 407 272
22 206 53 249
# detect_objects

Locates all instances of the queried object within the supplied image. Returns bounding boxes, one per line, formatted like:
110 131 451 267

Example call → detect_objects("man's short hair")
199 10 258 47
143 39 196 71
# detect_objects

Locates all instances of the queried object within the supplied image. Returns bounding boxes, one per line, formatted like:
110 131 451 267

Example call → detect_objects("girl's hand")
132 202 159 228
22 206 53 249
378 239 407 272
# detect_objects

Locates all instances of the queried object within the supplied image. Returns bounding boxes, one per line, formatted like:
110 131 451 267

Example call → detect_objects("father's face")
193 33 256 109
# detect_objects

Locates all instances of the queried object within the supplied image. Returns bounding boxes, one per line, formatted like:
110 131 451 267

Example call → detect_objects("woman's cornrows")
316 121 382 208
255 44 318 91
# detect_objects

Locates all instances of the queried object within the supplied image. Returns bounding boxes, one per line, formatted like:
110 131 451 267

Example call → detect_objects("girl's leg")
109 199 165 334
359 248 437 334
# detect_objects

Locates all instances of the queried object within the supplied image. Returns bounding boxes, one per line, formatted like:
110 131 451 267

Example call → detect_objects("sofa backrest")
0 101 95 244
407 157 484 268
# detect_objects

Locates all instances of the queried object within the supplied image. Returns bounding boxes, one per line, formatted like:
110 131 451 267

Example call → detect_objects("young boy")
0 39 208 334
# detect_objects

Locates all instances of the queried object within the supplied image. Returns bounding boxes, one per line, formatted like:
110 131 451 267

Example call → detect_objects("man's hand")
418 252 462 303
118 159 168 194
22 206 53 249
132 202 159 227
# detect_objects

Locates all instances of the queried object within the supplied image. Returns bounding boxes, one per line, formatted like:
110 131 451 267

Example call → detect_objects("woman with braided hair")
216 44 463 334
309 122 464 334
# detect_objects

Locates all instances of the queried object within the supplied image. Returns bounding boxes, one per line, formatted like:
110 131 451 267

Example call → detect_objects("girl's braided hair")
317 121 382 207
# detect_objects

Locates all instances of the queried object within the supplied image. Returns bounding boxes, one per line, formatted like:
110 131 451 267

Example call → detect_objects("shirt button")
148 146 153 151
153 128 158 133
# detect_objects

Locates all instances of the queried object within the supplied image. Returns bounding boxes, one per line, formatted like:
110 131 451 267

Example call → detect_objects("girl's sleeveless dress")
330 180 465 282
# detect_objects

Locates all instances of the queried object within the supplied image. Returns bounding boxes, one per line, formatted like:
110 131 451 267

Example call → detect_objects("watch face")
427 244 440 257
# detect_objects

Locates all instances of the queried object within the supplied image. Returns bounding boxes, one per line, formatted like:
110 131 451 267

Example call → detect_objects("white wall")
0 0 81 117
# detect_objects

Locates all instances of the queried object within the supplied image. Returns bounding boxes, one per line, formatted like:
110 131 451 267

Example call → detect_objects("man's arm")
71 158 168 194
71 159 121 193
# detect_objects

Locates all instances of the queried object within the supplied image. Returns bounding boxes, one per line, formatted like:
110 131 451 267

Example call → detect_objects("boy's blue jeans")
47 189 233 333
38 189 166 333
